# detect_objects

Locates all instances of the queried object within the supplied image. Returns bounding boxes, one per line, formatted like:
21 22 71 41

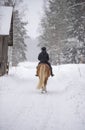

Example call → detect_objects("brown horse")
37 64 51 93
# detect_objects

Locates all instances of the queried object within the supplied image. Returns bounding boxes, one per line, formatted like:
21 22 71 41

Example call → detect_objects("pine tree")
4 0 28 66
39 0 69 64
65 0 85 63
39 0 85 64
12 10 27 65
67 0 85 42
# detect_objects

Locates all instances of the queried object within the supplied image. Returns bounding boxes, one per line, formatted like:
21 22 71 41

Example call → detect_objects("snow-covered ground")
0 62 85 130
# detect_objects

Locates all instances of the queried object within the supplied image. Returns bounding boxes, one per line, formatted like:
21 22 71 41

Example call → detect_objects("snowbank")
0 62 85 130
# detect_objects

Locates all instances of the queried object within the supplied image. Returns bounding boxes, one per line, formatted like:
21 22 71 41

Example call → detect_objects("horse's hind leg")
44 86 47 93
44 79 48 92
41 86 47 93
42 86 47 93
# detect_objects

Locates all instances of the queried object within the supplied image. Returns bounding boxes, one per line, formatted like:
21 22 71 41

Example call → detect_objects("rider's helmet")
41 47 46 51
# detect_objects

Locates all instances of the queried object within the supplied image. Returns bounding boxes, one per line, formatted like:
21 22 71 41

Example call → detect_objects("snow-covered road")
0 62 85 130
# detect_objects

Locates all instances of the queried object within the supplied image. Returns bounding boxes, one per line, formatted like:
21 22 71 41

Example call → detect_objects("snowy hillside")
0 62 85 130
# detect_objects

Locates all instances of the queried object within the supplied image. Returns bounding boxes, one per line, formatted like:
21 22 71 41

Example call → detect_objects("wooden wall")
0 36 9 76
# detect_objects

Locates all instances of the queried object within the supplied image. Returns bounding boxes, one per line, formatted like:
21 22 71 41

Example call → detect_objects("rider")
36 47 54 77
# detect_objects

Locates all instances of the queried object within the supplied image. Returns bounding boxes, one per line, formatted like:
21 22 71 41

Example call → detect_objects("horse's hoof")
41 90 47 94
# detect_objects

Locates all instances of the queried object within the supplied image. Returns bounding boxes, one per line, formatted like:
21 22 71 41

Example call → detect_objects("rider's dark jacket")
38 50 49 63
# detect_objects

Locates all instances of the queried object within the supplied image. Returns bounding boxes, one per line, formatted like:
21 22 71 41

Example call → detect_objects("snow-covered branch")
68 2 85 10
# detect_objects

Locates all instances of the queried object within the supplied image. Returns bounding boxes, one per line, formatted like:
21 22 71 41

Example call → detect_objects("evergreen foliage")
39 0 85 64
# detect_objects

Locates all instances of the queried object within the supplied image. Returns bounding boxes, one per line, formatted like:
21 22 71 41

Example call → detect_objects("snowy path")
0 62 85 130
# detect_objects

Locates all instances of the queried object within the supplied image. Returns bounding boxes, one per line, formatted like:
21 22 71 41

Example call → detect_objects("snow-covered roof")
0 6 13 35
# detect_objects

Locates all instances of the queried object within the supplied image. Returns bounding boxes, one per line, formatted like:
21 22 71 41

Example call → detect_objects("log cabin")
0 6 13 76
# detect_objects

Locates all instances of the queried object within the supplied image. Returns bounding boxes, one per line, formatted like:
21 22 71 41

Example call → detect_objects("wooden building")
0 6 13 76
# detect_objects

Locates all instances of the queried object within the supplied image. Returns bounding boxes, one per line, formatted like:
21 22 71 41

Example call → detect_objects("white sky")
22 0 44 38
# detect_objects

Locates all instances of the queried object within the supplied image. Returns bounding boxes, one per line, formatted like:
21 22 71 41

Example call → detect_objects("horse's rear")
37 64 51 93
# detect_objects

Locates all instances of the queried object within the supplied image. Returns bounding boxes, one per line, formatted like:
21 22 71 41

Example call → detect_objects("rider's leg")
35 66 38 76
46 62 54 76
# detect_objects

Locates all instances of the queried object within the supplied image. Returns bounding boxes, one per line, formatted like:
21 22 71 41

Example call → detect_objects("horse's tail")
37 65 45 89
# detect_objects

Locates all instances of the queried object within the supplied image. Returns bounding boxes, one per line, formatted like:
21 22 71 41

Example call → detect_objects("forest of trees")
0 0 28 66
0 0 85 65
39 0 85 65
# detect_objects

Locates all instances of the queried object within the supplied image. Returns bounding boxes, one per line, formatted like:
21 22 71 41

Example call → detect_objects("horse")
37 63 51 93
